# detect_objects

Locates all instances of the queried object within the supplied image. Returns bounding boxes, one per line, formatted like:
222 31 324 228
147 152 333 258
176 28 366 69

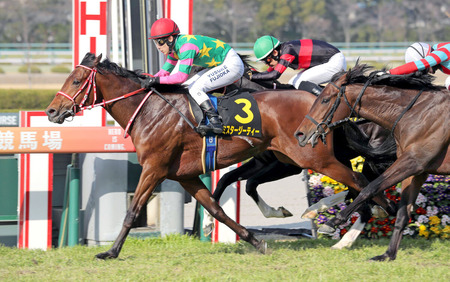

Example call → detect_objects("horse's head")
46 53 102 124
295 72 351 147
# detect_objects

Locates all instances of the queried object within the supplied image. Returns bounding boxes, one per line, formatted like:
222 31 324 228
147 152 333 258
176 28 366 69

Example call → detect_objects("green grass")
0 235 448 281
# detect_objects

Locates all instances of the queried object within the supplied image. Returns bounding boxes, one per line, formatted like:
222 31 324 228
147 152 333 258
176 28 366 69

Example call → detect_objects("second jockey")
248 35 347 95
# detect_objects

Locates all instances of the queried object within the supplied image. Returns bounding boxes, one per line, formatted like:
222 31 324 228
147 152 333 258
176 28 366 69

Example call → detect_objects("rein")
56 64 197 137
390 88 424 136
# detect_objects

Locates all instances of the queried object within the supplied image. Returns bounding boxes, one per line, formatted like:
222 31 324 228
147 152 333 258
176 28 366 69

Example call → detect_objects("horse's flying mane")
331 60 439 90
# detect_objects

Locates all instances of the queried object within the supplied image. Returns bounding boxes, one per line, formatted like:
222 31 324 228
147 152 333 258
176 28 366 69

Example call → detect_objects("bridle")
55 64 152 137
57 64 149 112
304 76 374 146
304 75 425 146
54 64 198 138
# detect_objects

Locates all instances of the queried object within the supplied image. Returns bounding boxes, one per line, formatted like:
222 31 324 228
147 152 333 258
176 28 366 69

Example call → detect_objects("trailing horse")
46 53 394 259
295 63 449 261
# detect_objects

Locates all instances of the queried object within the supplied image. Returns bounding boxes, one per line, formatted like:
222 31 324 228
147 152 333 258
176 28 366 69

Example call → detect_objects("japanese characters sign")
0 127 135 153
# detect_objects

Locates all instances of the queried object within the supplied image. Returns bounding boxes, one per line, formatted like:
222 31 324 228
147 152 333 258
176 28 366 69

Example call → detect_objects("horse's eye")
73 79 81 85
321 98 330 104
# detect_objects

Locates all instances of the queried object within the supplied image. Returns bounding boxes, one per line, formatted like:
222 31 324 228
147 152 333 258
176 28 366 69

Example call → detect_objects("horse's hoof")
369 254 390 262
279 207 293 217
203 223 214 237
202 210 214 236
256 240 267 254
301 210 318 219
95 251 117 260
318 225 335 235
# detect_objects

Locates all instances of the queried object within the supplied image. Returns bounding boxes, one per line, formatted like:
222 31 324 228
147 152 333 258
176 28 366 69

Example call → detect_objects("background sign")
0 127 135 154
0 113 19 127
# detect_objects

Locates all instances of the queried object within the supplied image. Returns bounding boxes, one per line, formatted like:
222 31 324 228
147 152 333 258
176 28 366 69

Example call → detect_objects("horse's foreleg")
320 154 421 235
371 174 426 261
314 162 396 233
331 217 366 249
331 200 371 249
180 178 267 254
96 166 163 260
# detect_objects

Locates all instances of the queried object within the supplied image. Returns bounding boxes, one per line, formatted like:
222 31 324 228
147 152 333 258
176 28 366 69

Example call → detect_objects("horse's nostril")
46 108 56 117
295 131 304 139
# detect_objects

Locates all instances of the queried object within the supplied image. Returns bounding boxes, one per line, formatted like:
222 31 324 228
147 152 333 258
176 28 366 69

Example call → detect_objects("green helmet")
253 35 280 61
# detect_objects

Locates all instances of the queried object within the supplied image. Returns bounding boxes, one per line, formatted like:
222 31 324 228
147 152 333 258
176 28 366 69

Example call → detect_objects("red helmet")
149 18 180 39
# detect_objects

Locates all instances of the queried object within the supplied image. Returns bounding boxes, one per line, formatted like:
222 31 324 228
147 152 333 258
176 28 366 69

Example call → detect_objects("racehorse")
295 63 449 261
46 53 393 259
208 61 397 249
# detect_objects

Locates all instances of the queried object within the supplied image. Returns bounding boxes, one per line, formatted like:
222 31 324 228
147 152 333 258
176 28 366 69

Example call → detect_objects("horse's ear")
94 53 103 66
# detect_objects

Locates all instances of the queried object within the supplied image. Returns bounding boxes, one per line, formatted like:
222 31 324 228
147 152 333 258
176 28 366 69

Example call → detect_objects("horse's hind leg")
96 165 163 259
247 161 300 218
371 174 426 261
212 156 266 202
180 178 267 254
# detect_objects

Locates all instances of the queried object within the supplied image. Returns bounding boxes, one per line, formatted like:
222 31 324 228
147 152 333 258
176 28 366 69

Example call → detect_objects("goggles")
154 37 169 47
262 54 273 65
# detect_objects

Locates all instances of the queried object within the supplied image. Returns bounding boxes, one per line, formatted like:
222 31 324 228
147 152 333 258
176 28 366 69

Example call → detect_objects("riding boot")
298 81 323 96
198 100 224 135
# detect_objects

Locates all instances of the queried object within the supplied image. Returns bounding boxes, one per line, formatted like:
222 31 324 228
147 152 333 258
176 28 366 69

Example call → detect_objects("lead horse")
46 53 393 259
295 63 449 261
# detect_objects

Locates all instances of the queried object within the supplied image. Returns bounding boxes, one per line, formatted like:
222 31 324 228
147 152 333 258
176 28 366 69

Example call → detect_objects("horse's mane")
80 53 188 94
331 60 439 90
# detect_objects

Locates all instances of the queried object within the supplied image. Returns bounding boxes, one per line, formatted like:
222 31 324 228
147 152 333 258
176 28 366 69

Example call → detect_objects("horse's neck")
348 85 404 131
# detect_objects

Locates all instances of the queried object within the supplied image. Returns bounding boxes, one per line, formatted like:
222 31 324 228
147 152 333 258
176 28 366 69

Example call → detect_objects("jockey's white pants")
289 52 347 88
185 49 244 105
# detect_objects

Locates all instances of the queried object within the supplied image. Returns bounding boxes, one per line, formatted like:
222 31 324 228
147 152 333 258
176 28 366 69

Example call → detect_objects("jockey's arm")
390 44 450 75
252 58 291 81
158 50 195 84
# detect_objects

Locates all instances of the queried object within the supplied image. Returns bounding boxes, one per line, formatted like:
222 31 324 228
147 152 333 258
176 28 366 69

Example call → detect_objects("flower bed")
307 157 450 240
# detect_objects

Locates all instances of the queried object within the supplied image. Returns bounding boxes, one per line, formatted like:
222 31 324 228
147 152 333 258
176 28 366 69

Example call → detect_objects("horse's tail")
343 122 397 175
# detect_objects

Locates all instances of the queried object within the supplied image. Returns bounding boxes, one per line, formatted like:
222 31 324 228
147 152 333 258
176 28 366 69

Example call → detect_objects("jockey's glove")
140 76 160 89
243 69 253 80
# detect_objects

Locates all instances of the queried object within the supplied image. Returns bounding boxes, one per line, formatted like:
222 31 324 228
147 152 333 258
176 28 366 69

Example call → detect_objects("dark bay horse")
46 53 393 259
295 63 449 261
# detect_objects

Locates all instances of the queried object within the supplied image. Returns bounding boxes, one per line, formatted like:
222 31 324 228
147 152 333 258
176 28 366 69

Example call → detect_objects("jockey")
141 18 244 135
248 35 347 95
388 42 450 90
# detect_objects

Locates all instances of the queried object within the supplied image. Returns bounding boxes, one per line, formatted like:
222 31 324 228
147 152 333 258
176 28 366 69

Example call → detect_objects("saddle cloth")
188 90 262 138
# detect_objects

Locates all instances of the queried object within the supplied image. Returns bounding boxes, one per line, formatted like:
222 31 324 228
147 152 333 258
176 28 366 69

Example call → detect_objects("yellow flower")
419 228 430 238
320 175 338 184
429 216 440 225
334 185 348 194
442 226 450 234
419 225 427 231
430 226 441 235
